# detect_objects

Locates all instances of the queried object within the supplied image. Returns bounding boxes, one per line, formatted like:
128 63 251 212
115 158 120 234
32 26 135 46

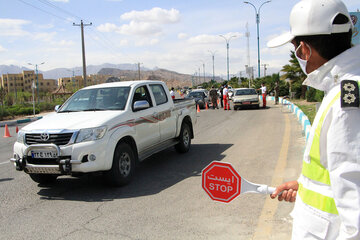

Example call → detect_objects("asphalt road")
0 102 304 240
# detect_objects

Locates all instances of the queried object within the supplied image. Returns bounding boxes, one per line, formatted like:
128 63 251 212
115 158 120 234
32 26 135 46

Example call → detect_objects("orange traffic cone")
217 98 220 105
16 126 19 133
205 102 209 110
3 124 11 138
197 104 200 113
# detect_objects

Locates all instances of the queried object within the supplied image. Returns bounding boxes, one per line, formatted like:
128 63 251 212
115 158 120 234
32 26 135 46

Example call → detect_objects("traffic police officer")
268 0 360 239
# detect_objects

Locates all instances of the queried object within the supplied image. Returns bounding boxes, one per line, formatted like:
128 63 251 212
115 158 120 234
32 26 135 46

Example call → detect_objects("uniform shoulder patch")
341 80 359 108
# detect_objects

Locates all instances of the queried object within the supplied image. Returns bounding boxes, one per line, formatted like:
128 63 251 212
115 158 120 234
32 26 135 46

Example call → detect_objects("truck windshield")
58 87 130 112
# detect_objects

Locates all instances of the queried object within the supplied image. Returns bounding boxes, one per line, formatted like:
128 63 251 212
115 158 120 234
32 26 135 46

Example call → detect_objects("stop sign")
202 161 241 203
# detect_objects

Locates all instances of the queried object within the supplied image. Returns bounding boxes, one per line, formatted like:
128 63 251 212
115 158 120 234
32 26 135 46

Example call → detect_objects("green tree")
281 51 307 99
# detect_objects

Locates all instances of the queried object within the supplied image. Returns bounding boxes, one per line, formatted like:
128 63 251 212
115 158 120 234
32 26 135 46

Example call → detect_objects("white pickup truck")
11 80 196 186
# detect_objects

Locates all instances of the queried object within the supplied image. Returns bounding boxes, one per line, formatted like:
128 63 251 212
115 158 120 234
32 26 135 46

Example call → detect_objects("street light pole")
219 35 237 82
244 0 271 78
200 60 206 83
28 62 45 104
208 50 217 82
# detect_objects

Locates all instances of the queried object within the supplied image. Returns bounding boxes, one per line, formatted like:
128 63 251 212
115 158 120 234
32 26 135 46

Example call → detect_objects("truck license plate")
31 151 58 159
243 101 251 105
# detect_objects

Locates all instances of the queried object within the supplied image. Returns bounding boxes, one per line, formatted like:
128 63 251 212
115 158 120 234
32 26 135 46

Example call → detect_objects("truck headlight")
75 126 107 143
17 131 25 144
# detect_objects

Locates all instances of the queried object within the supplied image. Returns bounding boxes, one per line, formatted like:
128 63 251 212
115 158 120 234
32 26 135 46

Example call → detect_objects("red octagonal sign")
202 161 241 203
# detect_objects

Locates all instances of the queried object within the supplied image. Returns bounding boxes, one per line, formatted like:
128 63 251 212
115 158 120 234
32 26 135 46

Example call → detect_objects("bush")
306 87 324 102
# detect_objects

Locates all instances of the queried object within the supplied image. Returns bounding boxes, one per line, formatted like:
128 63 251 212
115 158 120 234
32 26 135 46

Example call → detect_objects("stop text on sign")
202 161 241 203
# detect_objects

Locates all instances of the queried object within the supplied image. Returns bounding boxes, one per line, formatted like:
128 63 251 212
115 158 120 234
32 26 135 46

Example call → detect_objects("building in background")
1 70 57 93
57 74 111 89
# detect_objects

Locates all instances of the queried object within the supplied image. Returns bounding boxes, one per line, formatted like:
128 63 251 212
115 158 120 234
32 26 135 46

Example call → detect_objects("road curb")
0 116 43 127
268 96 311 141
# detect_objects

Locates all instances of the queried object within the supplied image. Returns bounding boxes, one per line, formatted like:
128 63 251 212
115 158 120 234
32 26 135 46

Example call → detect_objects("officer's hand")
270 180 298 202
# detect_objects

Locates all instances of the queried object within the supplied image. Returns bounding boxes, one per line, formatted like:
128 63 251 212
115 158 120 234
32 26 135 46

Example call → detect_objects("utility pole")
28 62 45 104
137 62 142 80
245 23 251 68
262 63 269 77
244 1 271 78
73 20 92 88
200 61 206 83
208 50 216 82
219 35 237 82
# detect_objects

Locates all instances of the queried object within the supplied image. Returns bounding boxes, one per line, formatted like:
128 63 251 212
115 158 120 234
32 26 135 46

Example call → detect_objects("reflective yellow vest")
299 81 360 215
298 91 340 215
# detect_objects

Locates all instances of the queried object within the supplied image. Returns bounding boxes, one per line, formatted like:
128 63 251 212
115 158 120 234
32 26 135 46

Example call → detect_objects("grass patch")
291 99 318 124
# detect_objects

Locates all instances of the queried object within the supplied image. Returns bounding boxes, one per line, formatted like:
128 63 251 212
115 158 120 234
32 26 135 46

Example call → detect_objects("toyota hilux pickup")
11 80 196 186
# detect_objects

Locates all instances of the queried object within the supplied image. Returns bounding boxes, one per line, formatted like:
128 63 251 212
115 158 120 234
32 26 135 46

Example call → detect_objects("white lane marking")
0 161 10 165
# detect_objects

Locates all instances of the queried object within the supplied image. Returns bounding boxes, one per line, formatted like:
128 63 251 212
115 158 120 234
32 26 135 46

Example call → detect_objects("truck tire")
29 174 57 184
175 123 191 153
105 142 135 187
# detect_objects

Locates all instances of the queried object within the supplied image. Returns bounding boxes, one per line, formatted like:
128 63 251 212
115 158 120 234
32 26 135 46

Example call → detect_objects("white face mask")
295 43 312 75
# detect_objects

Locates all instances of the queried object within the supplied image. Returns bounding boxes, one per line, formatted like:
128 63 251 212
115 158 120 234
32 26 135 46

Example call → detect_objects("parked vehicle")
11 80 197 186
186 89 210 109
232 88 260 110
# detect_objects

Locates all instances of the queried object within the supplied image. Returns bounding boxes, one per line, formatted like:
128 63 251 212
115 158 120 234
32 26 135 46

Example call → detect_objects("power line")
17 0 70 22
37 0 90 23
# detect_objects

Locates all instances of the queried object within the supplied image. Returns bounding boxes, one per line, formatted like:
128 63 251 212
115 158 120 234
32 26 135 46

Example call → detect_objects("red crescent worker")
258 83 267 108
222 84 229 110
170 87 175 100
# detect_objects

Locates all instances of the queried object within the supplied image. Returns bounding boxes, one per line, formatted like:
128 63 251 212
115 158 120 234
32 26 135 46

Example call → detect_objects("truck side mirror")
54 105 61 112
133 100 150 112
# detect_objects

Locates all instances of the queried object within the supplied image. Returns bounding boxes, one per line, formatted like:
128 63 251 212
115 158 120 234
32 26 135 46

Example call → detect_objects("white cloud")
188 33 242 45
97 8 181 36
37 23 55 29
0 45 6 52
135 38 159 46
118 21 162 36
97 20 163 36
0 18 30 37
120 7 180 24
58 40 75 46
32 32 57 42
97 23 118 32
177 33 188 39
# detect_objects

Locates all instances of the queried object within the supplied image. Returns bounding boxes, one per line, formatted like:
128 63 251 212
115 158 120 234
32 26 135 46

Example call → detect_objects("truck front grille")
25 133 74 146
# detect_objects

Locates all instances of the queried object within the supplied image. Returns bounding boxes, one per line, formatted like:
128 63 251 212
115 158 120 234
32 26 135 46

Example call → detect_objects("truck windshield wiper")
82 108 107 111
58 110 78 113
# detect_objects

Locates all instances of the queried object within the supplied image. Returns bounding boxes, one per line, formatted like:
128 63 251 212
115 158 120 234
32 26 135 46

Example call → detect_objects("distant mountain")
98 67 200 88
42 63 147 79
0 63 148 79
0 63 222 88
0 65 31 74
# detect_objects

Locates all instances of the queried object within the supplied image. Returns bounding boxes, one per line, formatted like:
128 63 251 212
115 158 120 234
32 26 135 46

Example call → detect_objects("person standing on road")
170 87 175 100
209 85 218 109
219 85 224 108
222 85 230 110
268 0 360 239
258 83 267 108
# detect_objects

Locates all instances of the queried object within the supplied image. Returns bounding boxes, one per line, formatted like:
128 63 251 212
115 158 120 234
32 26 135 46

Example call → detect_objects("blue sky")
0 0 358 78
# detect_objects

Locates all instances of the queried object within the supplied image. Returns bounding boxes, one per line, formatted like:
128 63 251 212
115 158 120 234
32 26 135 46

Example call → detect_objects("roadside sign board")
202 161 241 203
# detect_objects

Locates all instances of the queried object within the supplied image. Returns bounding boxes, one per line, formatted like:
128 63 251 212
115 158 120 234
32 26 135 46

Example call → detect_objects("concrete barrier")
273 96 312 141
0 116 43 127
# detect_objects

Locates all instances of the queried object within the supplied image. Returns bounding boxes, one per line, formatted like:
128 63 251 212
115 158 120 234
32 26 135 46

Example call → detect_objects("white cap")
267 0 353 48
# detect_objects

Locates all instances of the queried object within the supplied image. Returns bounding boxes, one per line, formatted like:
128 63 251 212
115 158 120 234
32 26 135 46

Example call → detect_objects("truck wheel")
29 174 57 184
175 123 191 153
105 142 135 187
